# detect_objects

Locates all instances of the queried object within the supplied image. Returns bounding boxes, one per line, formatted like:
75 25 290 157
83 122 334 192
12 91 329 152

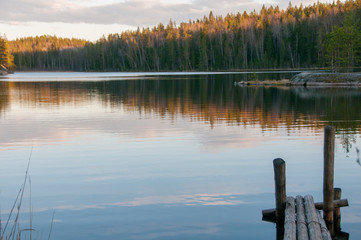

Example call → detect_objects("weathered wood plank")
296 196 309 240
317 210 332 240
284 196 296 240
304 195 322 240
262 199 348 220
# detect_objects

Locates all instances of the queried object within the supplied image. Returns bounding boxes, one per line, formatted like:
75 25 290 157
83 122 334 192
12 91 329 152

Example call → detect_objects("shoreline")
4 71 361 87
235 72 361 87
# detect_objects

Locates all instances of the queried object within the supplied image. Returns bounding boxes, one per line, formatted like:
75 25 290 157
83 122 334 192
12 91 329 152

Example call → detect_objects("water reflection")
0 73 360 240
1 75 361 137
26 192 247 214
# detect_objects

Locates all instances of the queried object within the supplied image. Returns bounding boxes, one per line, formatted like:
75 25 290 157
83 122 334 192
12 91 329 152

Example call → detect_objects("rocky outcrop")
290 72 361 86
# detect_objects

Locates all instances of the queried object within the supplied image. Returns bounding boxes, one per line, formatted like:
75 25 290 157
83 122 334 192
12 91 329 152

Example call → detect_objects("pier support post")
323 126 335 236
334 188 342 233
273 158 286 225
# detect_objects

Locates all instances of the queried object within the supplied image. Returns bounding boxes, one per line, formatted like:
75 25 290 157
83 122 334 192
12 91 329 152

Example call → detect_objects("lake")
0 72 360 240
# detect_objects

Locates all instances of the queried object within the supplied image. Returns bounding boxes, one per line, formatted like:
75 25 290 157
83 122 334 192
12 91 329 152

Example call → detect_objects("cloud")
0 0 268 27
71 1 199 25
0 0 320 41
24 192 248 214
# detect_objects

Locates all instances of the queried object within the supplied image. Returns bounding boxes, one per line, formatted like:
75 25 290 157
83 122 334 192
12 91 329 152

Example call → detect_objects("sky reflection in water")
0 72 360 239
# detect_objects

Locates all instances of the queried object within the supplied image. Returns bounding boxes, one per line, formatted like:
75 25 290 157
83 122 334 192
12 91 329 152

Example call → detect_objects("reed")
0 148 54 240
1 149 33 240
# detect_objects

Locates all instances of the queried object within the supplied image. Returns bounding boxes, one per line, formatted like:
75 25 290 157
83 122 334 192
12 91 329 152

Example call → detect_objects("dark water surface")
0 72 360 239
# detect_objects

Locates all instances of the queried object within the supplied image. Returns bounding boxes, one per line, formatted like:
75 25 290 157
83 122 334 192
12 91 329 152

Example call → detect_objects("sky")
0 0 320 42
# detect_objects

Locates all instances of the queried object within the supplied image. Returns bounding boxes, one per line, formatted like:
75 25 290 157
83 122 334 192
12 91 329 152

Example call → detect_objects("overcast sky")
0 0 323 41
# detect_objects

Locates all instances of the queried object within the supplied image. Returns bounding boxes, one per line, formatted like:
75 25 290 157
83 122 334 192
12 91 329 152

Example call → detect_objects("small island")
234 72 361 87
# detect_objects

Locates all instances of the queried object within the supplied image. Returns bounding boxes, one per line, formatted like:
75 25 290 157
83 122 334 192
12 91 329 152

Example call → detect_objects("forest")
4 0 361 72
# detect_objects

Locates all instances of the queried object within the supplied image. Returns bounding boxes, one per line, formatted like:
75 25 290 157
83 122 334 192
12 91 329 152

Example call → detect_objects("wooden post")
273 158 286 225
334 188 342 232
276 226 284 240
323 126 335 236
276 224 285 240
335 231 350 240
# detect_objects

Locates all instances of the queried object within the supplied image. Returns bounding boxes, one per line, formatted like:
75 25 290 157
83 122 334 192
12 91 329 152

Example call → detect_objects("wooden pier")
262 126 349 240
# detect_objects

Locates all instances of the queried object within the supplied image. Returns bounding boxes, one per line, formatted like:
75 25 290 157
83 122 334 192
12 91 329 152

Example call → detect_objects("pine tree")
0 35 16 72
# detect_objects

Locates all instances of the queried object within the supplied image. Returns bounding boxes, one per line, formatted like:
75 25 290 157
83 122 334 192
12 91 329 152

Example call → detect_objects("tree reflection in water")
1 73 361 155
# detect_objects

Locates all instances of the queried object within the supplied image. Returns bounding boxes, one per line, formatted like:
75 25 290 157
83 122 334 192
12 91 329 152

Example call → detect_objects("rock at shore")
290 72 361 86
0 70 8 75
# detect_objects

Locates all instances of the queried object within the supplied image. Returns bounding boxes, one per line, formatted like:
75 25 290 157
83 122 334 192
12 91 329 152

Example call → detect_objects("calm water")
0 72 360 240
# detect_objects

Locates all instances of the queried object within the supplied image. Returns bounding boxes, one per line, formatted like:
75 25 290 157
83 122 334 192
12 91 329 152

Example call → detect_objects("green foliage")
0 35 16 72
324 12 361 72
7 0 361 72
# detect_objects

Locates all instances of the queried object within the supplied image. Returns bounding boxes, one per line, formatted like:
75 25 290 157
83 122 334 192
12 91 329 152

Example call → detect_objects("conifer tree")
0 35 15 72
325 12 361 72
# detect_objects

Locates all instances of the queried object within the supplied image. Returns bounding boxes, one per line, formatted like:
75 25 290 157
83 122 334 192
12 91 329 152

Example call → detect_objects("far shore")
3 70 361 87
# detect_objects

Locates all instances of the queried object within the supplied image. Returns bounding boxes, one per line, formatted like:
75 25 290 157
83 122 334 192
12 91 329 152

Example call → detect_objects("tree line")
7 0 361 72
